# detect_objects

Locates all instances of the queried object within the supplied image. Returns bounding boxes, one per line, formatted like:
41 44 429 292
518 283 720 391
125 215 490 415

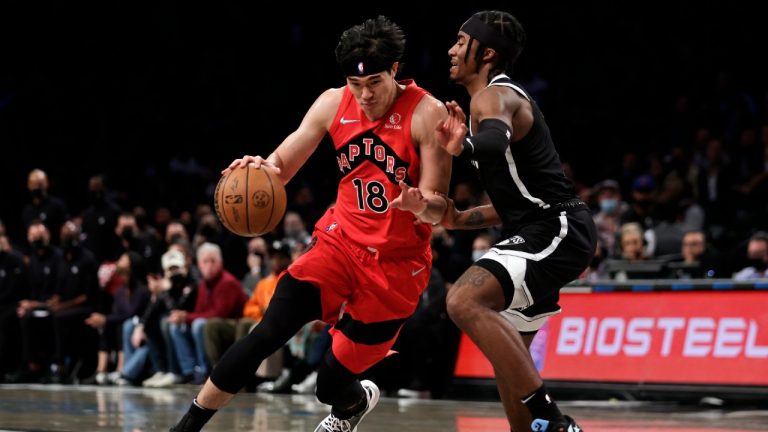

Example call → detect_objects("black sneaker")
531 415 583 432
314 380 380 432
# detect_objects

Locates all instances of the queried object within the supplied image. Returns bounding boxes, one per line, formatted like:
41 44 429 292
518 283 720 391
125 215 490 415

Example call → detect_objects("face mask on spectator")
30 188 45 200
61 236 78 251
169 272 188 288
472 249 488 262
31 238 46 251
121 227 135 241
599 198 618 214
200 224 218 239
748 258 768 271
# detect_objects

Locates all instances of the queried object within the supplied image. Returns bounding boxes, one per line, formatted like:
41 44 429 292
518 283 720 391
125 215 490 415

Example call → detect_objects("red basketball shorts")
288 218 432 374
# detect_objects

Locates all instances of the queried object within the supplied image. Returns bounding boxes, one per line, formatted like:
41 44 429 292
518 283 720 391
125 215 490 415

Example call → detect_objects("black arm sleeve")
459 118 512 161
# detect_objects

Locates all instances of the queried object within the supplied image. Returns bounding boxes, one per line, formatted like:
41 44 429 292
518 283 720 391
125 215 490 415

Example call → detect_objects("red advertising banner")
454 291 768 386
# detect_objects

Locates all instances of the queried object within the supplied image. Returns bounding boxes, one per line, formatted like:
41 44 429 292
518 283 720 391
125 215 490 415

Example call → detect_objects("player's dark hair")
335 16 406 77
463 10 525 79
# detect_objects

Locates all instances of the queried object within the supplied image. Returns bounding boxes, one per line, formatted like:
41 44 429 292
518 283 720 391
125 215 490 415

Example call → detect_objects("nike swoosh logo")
340 117 360 125
411 266 426 276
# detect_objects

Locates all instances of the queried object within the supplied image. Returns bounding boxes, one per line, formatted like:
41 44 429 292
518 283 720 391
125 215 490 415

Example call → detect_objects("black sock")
170 398 217 432
522 384 562 421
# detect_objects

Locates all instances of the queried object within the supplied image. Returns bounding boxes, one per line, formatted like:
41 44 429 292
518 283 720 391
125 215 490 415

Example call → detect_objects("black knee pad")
315 350 364 408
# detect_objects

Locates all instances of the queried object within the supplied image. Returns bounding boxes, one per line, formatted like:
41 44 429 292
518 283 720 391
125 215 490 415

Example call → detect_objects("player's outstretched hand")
222 155 282 176
391 181 427 216
436 101 468 156
436 192 460 229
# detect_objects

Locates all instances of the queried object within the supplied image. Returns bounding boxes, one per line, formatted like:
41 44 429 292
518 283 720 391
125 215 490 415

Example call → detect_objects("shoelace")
321 415 352 432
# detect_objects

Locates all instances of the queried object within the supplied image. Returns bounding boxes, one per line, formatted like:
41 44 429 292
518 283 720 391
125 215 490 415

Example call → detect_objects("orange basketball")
214 165 287 237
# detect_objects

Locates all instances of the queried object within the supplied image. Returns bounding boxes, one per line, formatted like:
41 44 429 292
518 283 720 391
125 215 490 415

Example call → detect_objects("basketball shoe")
531 415 583 432
314 380 380 432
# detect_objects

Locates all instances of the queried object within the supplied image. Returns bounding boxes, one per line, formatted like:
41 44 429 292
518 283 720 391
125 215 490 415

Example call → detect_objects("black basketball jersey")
470 74 575 231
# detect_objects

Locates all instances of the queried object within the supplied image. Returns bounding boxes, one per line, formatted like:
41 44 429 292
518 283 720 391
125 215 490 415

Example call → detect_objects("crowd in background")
1 120 767 395
1 2 768 399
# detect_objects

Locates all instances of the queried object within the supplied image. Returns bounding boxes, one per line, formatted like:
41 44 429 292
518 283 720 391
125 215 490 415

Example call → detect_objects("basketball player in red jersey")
169 16 452 432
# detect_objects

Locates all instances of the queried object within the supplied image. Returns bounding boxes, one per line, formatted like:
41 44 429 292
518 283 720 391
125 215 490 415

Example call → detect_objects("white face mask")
472 249 488 262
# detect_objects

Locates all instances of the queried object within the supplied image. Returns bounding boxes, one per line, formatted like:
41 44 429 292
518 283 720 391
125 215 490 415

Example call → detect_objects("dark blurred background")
2 1 767 244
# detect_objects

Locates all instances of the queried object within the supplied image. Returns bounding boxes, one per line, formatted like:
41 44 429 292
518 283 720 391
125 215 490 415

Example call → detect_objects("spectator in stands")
165 220 190 247
166 243 247 384
0 233 27 381
620 175 658 256
471 232 495 262
241 237 270 297
204 241 291 367
11 221 63 383
85 251 150 385
281 211 312 250
21 169 69 245
115 212 160 272
51 221 98 382
591 179 628 258
139 249 197 388
81 175 122 263
733 231 768 280
619 222 647 261
669 230 722 279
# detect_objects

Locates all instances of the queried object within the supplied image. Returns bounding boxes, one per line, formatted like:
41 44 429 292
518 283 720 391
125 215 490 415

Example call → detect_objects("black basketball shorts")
474 207 597 333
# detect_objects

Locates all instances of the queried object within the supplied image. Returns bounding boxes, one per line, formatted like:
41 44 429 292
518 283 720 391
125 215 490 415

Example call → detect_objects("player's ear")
482 48 497 62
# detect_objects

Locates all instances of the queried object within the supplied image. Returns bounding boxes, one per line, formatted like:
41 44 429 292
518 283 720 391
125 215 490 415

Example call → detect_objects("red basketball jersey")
326 80 431 254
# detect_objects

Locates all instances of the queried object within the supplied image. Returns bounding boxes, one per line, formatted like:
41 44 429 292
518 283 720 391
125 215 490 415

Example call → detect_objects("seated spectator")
733 232 768 280
591 179 627 257
204 241 291 368
619 222 647 261
165 243 247 384
0 233 27 381
84 251 150 385
139 249 197 388
669 230 722 279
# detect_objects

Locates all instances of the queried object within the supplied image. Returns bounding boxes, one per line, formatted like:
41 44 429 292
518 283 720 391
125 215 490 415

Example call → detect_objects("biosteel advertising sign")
454 291 768 385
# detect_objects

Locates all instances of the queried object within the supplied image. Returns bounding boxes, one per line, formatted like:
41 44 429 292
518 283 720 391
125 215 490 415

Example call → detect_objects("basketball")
214 165 287 237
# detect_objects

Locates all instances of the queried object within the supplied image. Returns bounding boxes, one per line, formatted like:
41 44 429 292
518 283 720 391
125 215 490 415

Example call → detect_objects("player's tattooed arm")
463 209 487 227
439 198 501 230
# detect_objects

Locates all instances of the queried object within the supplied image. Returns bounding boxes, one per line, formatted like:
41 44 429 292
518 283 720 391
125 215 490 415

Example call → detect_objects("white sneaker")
142 371 166 387
314 380 380 432
292 371 318 394
107 371 121 384
148 372 180 388
95 372 108 385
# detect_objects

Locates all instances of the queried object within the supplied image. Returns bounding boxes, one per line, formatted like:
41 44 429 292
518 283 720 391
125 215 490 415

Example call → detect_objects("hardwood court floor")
1 384 767 431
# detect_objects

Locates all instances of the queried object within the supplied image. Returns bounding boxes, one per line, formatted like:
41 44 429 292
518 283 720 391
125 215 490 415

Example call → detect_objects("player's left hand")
391 181 427 217
436 101 468 156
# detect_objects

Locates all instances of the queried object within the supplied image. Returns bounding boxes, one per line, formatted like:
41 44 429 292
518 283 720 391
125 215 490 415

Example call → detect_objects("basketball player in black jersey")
436 10 596 432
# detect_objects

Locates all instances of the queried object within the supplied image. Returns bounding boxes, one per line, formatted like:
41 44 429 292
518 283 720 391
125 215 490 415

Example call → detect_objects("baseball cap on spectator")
161 250 186 272
632 175 656 192
269 240 292 259
594 179 620 193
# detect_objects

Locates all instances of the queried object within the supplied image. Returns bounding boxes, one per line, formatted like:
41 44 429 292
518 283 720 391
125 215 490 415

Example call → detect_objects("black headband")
460 15 515 57
340 57 392 77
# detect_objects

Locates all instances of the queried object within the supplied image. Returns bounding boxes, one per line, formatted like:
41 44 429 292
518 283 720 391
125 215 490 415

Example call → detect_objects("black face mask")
30 188 45 200
748 258 768 272
170 273 188 288
90 191 105 204
31 238 46 251
121 227 135 242
200 224 218 239
590 253 603 269
635 199 653 209
169 233 184 244
61 236 78 251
